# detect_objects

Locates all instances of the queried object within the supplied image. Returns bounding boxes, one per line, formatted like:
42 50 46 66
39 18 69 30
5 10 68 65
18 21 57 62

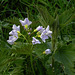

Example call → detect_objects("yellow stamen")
24 24 28 29
37 35 41 37
34 29 37 32
17 31 21 36
43 51 46 54
17 31 20 34
37 31 40 35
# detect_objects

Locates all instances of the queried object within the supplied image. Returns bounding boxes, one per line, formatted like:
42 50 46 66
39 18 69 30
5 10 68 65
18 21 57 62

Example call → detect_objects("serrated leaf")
59 7 75 28
36 5 54 27
54 42 75 75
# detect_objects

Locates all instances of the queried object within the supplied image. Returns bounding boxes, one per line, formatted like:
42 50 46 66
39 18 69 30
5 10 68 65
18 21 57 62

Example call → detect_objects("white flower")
9 30 18 36
9 24 20 36
37 26 43 31
34 26 45 33
40 25 52 42
45 25 52 38
12 24 20 31
19 18 32 26
9 25 20 36
34 26 43 32
40 30 48 42
45 49 51 55
7 24 20 45
39 28 45 33
32 37 41 45
43 49 51 55
7 36 18 45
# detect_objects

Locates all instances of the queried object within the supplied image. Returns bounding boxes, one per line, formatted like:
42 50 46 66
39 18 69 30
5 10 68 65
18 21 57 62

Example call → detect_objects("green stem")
30 44 35 75
30 31 35 35
21 34 28 43
51 15 59 70
52 28 56 68
30 54 35 75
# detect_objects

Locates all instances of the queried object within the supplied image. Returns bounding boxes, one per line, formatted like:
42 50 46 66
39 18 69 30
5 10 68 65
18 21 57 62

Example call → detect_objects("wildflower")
33 26 45 38
7 36 18 45
9 30 18 36
12 24 20 31
7 24 20 45
39 28 45 33
43 49 51 55
45 25 52 38
40 30 48 42
32 37 41 45
9 24 20 36
40 25 52 42
19 18 32 29
34 26 43 32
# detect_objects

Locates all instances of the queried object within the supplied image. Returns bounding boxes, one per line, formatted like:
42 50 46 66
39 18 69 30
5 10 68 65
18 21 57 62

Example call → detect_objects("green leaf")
54 42 75 75
36 5 54 27
12 42 32 55
5 17 21 25
0 40 11 73
59 7 75 28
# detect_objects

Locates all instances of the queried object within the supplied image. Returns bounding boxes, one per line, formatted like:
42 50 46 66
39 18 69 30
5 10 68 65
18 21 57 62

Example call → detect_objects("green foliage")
59 7 75 28
0 40 11 74
33 42 55 75
0 40 24 75
33 42 52 58
54 41 75 75
0 0 75 75
0 20 10 40
36 4 75 75
37 5 54 27
12 42 33 55
5 17 21 25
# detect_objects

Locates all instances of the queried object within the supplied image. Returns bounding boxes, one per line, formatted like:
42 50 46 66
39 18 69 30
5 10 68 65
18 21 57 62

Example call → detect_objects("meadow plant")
6 15 75 75
0 1 75 74
7 18 52 55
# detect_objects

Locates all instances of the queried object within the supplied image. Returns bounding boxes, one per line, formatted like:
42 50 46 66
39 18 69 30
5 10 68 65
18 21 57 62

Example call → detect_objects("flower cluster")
7 24 20 45
7 18 52 55
32 25 52 43
32 25 52 55
7 18 32 45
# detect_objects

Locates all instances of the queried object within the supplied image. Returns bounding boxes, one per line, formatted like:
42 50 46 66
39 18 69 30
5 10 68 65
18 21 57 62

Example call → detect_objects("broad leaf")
54 41 75 75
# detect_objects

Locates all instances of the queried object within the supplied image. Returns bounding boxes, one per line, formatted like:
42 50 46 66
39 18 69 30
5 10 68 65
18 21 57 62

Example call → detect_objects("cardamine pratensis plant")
6 6 75 74
6 18 53 75
7 18 52 55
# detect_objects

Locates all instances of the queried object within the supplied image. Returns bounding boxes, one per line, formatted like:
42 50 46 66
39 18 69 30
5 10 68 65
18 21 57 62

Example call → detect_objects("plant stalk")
51 15 59 71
